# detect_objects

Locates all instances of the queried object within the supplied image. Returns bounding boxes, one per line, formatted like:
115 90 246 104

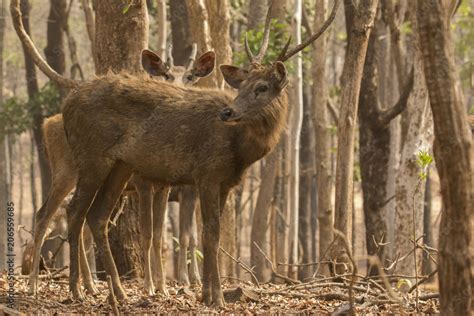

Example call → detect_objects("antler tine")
187 43 198 69
244 33 255 63
276 36 292 62
253 0 275 63
167 43 174 67
278 0 339 62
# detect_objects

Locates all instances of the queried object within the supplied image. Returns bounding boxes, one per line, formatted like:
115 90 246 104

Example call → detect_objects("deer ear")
141 49 168 77
193 51 216 78
220 65 248 89
274 61 288 89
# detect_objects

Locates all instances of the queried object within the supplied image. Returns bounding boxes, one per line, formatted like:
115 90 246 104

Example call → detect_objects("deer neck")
238 93 288 166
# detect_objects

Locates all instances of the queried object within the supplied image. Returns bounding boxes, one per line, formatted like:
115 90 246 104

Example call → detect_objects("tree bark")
185 0 215 87
18 0 49 204
287 0 303 280
169 0 192 66
205 0 232 89
248 0 268 29
95 1 148 75
312 0 332 276
358 6 414 275
251 149 278 282
94 0 149 278
156 0 166 59
332 0 378 270
416 1 473 314
394 4 433 276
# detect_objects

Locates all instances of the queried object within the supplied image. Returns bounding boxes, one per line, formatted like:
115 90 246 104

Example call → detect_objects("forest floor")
1 272 440 314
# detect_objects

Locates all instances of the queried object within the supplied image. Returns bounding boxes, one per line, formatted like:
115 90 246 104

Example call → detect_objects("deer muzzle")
220 107 241 122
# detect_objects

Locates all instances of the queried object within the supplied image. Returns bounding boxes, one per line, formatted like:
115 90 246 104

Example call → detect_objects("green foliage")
32 82 61 118
416 149 433 180
0 83 61 137
0 97 31 137
400 21 412 35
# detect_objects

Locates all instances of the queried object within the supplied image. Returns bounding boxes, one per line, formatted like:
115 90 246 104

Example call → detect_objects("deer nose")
220 107 235 121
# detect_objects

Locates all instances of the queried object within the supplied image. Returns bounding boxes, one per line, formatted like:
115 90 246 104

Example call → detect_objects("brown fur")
27 50 216 296
63 66 288 305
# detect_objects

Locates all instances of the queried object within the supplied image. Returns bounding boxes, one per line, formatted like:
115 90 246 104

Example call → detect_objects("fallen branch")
220 247 260 287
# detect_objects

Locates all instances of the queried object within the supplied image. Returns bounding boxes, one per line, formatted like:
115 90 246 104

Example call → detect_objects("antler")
244 0 274 64
167 43 175 68
10 0 78 89
278 0 339 62
187 43 198 70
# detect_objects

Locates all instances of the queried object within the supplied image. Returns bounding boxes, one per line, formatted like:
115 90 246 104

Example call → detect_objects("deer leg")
86 162 133 302
189 209 201 285
79 229 98 295
28 175 75 295
67 176 106 301
152 184 170 295
177 186 198 285
135 177 155 296
198 182 224 307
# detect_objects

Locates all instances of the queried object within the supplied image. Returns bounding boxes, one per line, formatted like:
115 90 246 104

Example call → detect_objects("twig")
408 269 438 294
412 179 423 311
106 276 119 315
110 195 128 226
312 237 337 277
253 242 300 284
220 247 260 287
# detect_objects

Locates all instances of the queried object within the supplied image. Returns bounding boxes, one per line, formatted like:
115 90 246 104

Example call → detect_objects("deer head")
141 44 216 85
219 0 339 123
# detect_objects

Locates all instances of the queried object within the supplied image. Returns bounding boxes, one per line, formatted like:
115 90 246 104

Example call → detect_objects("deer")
11 0 338 306
16 18 214 295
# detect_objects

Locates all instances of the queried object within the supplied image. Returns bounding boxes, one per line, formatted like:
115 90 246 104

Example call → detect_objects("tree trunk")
298 75 314 280
247 0 268 29
95 0 149 278
287 0 303 280
205 0 232 89
394 5 433 276
18 0 49 204
169 0 192 66
416 1 473 313
312 0 332 277
332 0 377 271
185 0 216 87
156 0 166 59
251 149 278 282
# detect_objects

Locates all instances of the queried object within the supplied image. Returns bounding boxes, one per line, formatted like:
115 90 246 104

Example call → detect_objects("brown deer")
23 42 214 295
60 0 338 306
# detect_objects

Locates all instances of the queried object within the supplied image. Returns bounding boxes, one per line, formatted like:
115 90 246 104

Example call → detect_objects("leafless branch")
219 247 260 287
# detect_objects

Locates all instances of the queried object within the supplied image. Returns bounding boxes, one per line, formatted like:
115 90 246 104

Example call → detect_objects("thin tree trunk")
251 149 278 282
332 0 377 271
287 0 303 280
29 131 38 217
416 1 473 313
312 0 332 276
19 0 48 203
298 76 314 280
394 5 433 275
156 0 166 59
247 0 268 29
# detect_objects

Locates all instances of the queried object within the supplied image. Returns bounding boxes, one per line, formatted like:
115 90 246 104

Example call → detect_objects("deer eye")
255 85 269 95
187 75 194 81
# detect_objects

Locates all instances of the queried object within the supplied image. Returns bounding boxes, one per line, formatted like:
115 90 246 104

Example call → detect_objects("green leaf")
123 3 131 14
